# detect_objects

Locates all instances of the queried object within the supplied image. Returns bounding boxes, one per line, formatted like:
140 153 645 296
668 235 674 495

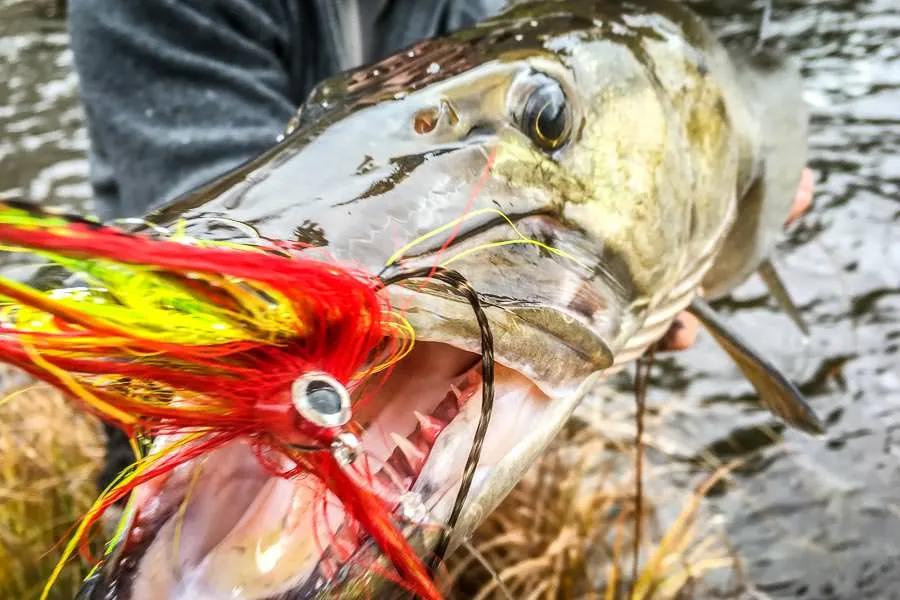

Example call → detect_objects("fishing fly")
0 201 497 599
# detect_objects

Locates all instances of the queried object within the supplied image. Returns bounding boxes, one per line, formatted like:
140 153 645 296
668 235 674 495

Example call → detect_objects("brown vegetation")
0 372 104 599
446 414 738 599
0 372 736 599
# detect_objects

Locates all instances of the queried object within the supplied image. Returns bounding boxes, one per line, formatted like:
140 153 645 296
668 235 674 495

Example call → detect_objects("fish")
70 0 822 597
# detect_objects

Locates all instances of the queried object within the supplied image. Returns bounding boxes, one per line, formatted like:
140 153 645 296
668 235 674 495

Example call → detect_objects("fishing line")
630 348 654 593
384 207 588 271
456 538 514 600
379 265 495 573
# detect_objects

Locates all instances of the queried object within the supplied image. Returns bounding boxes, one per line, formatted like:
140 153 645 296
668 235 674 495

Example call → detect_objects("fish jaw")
80 341 602 599
80 199 634 598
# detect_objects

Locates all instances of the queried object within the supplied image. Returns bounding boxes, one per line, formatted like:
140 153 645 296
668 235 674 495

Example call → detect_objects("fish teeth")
413 410 445 445
449 384 465 408
391 432 426 473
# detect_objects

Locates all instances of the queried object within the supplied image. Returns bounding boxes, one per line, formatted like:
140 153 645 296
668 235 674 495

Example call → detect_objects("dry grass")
0 368 105 600
0 368 736 600
446 416 739 599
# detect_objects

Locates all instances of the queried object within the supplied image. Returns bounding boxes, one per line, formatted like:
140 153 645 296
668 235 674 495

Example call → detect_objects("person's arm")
68 0 310 219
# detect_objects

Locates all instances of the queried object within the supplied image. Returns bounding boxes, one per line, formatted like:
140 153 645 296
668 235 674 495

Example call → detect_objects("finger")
657 310 700 352
658 168 814 354
786 167 814 225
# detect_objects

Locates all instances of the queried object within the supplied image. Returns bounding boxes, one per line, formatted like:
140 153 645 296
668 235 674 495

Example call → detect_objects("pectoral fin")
688 298 824 434
757 258 810 336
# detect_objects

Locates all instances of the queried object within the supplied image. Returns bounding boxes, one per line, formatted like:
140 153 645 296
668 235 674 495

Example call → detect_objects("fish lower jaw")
101 342 555 600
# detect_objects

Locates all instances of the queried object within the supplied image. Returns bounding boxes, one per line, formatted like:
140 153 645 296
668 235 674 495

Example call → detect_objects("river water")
0 0 897 598
662 1 900 597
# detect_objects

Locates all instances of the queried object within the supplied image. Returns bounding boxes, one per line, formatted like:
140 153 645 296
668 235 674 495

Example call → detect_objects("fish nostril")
441 99 460 125
413 101 462 135
413 107 439 134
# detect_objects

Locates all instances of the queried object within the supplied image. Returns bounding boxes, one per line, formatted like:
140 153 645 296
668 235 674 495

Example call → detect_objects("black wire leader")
379 265 495 574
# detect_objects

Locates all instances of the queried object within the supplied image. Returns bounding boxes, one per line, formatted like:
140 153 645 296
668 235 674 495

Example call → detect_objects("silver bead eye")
291 372 351 428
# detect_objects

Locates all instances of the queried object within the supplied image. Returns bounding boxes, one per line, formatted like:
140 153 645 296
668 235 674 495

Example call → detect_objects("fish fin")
688 298 824 435
757 258 811 336
703 46 809 299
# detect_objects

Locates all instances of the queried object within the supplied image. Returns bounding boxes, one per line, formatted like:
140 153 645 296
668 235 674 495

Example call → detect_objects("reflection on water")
640 0 900 597
0 0 897 597
0 0 90 213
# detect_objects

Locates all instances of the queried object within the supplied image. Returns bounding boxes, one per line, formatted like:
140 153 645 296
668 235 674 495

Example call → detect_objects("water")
0 0 897 598
0 0 91 212
645 1 900 597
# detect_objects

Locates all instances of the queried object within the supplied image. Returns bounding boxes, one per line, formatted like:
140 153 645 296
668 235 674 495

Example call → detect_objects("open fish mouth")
88 337 602 599
82 102 640 591
76 202 625 599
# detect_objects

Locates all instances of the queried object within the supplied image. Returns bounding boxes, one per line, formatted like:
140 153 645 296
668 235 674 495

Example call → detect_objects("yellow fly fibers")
385 207 589 270
0 249 305 346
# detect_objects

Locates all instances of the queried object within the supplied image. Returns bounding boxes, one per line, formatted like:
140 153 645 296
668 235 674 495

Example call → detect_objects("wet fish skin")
151 0 755 385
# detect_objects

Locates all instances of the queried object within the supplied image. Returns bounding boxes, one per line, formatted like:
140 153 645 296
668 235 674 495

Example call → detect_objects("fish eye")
519 75 571 152
291 372 351 428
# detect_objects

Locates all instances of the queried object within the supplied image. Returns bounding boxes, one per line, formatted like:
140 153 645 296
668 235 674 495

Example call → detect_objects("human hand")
657 167 814 352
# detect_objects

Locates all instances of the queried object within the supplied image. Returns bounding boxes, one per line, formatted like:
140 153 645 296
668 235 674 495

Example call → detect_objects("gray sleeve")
68 0 306 219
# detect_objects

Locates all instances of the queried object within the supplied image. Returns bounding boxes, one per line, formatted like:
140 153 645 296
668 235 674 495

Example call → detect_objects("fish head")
88 3 740 598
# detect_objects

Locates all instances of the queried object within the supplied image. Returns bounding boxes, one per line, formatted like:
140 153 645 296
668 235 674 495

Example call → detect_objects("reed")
0 370 104 600
0 369 737 599
446 413 739 599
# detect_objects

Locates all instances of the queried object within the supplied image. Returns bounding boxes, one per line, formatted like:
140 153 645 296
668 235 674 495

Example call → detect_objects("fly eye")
520 77 571 152
291 372 351 428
